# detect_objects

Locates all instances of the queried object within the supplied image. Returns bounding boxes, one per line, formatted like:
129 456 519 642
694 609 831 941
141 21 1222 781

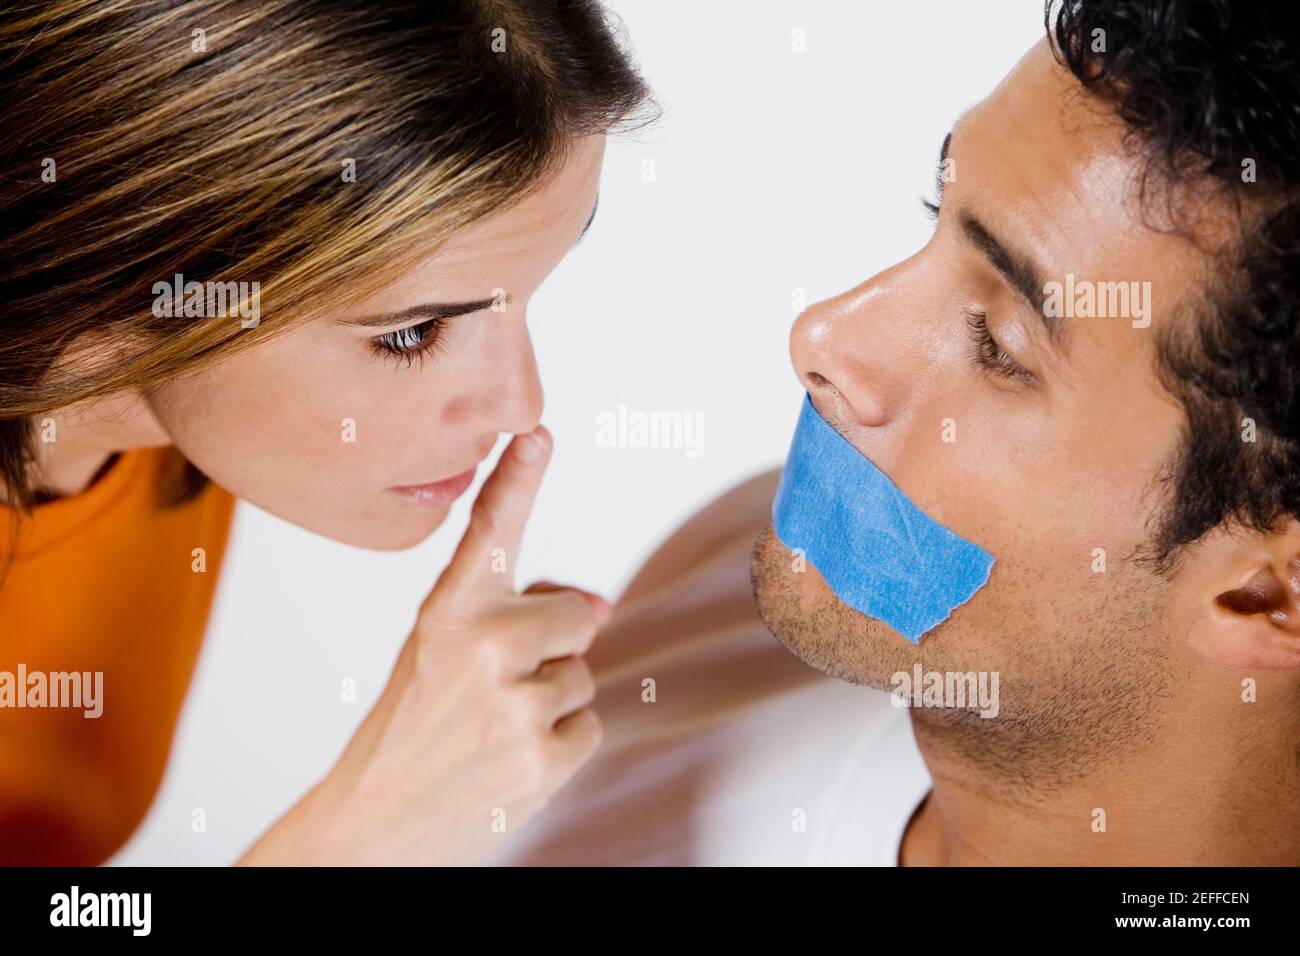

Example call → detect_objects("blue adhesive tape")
772 394 995 643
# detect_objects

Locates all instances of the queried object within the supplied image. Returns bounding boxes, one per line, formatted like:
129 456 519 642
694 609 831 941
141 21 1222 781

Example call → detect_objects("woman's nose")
442 318 545 437
492 324 545 437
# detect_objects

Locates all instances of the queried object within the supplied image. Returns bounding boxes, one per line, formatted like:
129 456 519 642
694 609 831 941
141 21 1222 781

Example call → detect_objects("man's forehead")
957 43 1145 265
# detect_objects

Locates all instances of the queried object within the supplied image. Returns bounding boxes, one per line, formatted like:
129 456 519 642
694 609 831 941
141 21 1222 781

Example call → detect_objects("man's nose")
789 275 917 430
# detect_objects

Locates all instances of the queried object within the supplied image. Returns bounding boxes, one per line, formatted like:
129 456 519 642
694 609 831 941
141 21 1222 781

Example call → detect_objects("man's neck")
898 709 1300 866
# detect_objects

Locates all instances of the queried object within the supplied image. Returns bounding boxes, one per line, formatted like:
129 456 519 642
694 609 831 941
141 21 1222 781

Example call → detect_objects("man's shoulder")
618 468 780 607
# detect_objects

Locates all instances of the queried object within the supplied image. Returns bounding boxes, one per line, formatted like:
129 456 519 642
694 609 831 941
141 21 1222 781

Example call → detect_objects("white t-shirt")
491 524 933 867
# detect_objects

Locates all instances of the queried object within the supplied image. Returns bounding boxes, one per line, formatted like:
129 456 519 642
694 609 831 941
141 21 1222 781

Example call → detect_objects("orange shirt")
0 447 236 864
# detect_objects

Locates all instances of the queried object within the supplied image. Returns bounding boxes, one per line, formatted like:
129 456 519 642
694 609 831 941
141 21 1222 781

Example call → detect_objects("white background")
112 0 1043 865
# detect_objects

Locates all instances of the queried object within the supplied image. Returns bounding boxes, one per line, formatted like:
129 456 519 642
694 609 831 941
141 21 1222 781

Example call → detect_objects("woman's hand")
237 426 609 865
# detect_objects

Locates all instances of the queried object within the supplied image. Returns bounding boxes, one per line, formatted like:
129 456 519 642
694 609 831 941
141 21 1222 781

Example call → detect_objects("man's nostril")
805 372 846 405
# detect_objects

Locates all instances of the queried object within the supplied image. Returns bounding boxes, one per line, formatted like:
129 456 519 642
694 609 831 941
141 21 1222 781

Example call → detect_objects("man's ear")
1185 524 1300 670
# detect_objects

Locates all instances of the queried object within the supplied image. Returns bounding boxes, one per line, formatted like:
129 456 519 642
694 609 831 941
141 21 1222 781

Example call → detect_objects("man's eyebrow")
958 211 1064 346
335 296 505 329
573 193 599 248
934 130 953 201
931 111 969 203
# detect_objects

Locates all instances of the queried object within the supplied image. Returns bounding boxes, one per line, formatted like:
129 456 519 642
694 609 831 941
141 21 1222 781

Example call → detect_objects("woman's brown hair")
0 0 651 514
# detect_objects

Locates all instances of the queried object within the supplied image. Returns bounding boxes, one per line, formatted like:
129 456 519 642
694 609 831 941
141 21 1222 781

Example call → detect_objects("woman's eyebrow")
338 196 596 329
335 296 505 329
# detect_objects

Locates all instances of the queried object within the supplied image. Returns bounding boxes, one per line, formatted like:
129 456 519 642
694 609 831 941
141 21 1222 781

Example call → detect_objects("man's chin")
749 523 919 691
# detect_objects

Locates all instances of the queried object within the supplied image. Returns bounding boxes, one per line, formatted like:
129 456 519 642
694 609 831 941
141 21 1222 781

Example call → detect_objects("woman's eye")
371 318 445 369
965 308 1034 385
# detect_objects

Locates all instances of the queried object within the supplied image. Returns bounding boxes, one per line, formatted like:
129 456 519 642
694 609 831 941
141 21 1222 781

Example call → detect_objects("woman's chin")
284 500 454 552
359 506 453 551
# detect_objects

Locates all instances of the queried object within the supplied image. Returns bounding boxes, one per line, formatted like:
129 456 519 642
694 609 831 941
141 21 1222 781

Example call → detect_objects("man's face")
752 40 1225 774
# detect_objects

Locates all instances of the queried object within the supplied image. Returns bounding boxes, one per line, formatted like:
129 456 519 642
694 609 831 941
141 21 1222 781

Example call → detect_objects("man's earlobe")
1193 555 1300 670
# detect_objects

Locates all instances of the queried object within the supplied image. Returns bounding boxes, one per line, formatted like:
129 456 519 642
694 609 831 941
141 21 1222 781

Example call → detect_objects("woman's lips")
388 464 478 508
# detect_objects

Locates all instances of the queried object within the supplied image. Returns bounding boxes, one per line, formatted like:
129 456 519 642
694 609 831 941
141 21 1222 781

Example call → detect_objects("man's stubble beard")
750 523 1176 801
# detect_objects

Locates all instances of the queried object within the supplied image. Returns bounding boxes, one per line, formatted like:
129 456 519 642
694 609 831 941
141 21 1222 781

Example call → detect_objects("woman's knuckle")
579 707 604 748
515 734 551 791
570 659 596 702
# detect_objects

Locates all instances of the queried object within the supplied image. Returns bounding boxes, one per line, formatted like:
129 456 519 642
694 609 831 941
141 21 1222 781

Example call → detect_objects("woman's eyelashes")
370 318 447 370
965 307 1034 385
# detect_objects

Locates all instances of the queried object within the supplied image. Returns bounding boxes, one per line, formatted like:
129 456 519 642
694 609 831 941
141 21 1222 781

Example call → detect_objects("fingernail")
514 430 546 463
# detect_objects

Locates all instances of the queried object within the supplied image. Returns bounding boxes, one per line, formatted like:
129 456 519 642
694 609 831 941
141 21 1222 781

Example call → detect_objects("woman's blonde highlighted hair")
0 0 651 509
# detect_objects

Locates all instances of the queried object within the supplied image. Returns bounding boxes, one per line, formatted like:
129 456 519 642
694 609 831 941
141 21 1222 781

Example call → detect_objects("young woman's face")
145 134 606 549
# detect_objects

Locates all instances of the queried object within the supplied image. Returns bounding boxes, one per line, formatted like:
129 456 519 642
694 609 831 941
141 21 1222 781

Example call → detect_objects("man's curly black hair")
1047 0 1300 569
